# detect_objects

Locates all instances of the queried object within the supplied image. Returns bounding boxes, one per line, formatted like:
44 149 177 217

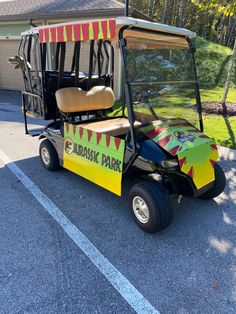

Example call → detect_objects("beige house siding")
0 39 24 90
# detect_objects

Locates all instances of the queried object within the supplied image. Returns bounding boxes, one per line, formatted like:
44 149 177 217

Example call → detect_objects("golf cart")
13 15 226 233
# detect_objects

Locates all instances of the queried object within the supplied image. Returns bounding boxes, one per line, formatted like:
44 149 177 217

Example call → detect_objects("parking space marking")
0 150 160 314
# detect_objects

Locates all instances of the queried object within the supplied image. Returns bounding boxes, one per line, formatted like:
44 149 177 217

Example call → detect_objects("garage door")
0 39 24 90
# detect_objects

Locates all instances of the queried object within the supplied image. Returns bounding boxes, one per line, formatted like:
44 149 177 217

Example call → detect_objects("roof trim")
0 8 126 22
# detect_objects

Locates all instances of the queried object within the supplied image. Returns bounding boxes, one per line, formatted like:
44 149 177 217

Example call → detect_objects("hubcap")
132 196 150 224
41 147 50 166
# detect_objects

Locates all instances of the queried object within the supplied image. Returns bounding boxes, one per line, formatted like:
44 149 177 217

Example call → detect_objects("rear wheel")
129 181 173 233
199 163 226 200
39 139 60 171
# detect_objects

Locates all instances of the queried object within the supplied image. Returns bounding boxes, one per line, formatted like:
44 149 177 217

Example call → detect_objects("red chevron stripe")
50 28 57 42
65 24 73 41
96 133 102 145
39 29 44 43
188 166 194 178
179 157 187 168
210 159 216 167
169 145 182 155
114 138 121 151
73 125 77 136
101 21 107 39
65 123 70 134
44 28 49 42
92 22 99 40
106 134 111 147
82 23 89 40
73 24 81 41
109 20 115 39
146 127 166 139
211 144 217 150
199 134 209 139
57 26 64 42
157 134 173 148
79 127 84 139
87 129 93 142
187 129 200 133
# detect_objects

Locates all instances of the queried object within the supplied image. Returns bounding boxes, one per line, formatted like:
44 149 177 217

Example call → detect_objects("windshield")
125 36 200 128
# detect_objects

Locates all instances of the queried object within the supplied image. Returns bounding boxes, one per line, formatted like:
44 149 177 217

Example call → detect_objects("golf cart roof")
21 17 196 43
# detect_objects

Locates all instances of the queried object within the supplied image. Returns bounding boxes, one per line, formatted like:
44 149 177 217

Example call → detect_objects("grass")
200 87 236 103
203 114 236 149
200 87 236 149
112 87 236 149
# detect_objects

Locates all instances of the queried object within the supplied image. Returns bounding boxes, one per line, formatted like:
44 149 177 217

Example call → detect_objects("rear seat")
55 86 141 136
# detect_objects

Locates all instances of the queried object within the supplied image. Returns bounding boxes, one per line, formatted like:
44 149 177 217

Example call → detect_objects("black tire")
39 139 61 171
199 163 226 200
129 181 173 233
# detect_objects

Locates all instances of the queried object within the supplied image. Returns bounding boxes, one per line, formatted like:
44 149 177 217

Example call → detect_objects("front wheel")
199 163 226 200
129 181 173 233
39 139 61 171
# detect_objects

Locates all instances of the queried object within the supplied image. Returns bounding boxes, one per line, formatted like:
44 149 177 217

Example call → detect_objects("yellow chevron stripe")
63 26 67 42
72 25 75 41
89 23 93 40
98 21 103 39
80 25 84 41
107 20 111 39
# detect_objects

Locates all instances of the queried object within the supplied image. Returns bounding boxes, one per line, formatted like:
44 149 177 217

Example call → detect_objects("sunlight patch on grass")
200 87 236 103
203 114 236 149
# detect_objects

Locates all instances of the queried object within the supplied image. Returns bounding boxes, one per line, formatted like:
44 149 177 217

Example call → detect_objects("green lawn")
113 87 236 149
200 87 236 103
200 88 236 149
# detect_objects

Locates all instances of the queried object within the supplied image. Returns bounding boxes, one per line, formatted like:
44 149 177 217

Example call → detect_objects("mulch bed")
201 102 236 117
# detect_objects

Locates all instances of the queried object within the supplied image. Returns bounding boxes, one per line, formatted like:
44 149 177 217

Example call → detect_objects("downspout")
125 0 129 17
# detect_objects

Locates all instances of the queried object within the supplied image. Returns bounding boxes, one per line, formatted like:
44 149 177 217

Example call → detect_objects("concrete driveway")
0 89 236 314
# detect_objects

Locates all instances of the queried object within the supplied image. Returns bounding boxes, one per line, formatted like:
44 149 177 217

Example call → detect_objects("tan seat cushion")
56 86 115 113
80 117 141 136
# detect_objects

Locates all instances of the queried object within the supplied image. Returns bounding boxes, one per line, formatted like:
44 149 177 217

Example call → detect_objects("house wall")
0 23 29 37
0 22 41 90
0 39 24 90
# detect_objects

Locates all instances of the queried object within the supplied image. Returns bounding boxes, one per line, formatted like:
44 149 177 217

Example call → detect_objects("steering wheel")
132 88 159 120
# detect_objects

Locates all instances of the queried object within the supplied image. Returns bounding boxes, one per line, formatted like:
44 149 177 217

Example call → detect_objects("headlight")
161 159 179 169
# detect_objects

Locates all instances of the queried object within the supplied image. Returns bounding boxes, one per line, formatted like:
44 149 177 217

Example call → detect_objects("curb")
218 145 236 161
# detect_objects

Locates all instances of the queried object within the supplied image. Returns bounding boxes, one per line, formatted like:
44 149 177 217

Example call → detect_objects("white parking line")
0 150 160 314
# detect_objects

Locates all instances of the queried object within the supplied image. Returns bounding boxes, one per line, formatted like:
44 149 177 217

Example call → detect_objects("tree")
193 1 236 16
192 0 236 103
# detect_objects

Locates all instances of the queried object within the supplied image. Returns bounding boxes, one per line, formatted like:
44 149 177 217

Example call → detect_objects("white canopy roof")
22 16 196 39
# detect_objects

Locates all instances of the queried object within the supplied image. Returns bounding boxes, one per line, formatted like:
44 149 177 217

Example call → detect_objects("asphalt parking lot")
0 89 236 314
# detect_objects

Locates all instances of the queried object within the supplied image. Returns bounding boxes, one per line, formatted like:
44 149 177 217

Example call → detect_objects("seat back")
55 86 115 113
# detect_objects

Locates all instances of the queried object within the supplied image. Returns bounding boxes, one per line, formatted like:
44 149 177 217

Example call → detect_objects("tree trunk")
222 35 236 103
162 0 173 24
227 18 236 47
178 0 185 27
162 0 168 24
149 0 155 18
